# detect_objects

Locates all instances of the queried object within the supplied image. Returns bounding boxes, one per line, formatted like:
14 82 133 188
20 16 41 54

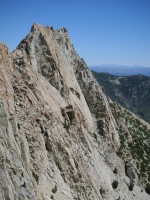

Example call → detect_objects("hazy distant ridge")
90 64 150 76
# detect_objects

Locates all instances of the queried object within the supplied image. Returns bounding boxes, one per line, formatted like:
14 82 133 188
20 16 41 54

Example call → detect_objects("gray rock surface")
0 24 150 200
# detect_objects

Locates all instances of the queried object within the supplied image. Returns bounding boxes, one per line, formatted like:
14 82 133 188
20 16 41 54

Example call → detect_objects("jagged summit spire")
30 22 68 33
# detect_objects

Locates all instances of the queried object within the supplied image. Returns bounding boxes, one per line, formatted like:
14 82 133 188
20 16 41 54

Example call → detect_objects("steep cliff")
0 24 150 200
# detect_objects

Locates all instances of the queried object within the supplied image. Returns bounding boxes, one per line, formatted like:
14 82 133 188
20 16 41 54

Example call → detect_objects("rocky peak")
0 42 14 114
0 24 150 200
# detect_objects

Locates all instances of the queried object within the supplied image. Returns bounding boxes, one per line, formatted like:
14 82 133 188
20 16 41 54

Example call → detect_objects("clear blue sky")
1 0 150 67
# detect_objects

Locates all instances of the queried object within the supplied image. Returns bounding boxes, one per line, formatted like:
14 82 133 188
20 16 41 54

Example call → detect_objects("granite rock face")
0 24 150 200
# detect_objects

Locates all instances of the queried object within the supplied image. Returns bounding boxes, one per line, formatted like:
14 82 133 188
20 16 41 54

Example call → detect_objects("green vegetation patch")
117 107 150 185
32 171 39 184
112 180 118 189
52 185 57 194
99 186 105 196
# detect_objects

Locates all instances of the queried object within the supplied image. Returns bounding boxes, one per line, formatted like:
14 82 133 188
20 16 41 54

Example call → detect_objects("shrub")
74 197 81 200
113 167 118 174
32 171 39 184
128 180 134 191
116 150 122 157
63 123 70 130
112 180 118 189
99 186 105 196
93 133 97 141
145 183 150 194
52 185 57 194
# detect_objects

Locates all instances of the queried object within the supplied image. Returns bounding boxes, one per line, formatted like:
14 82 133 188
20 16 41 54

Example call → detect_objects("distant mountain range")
90 64 150 76
92 71 150 123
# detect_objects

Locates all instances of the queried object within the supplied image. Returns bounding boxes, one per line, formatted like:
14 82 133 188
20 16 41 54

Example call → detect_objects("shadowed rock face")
0 24 150 200
125 160 136 179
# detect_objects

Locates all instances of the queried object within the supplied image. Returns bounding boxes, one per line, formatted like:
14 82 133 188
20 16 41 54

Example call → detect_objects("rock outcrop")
0 24 150 200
